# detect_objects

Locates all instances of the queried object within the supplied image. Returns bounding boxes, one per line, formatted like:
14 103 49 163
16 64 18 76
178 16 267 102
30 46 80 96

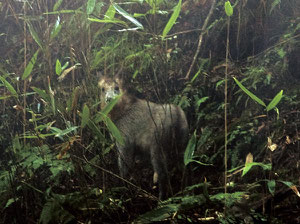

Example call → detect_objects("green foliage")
113 3 143 30
86 0 96 15
233 77 283 112
224 1 233 17
0 75 18 98
0 0 299 222
136 195 206 223
39 187 128 224
162 0 182 39
22 49 39 80
242 162 272 177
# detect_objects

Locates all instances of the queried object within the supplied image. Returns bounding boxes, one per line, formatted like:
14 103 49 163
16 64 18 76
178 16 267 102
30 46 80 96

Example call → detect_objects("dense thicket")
0 0 299 223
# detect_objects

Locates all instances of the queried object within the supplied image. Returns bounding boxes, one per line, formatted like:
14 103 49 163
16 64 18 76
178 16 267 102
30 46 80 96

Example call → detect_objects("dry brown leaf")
245 153 253 165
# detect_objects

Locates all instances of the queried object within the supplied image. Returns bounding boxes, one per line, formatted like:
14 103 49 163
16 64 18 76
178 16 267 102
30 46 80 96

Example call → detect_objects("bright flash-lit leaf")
55 59 62 75
242 162 272 177
266 90 283 111
113 4 143 29
0 76 17 97
224 1 233 17
184 130 196 166
50 16 62 39
22 49 39 80
162 0 182 39
233 77 266 107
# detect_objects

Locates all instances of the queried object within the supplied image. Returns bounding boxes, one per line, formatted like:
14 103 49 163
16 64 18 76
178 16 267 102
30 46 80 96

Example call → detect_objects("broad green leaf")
266 90 283 111
27 23 43 50
5 198 19 209
162 0 182 39
101 94 122 116
50 16 62 40
113 4 143 29
31 87 50 102
105 5 116 19
242 162 272 176
224 1 233 17
267 179 276 196
184 130 196 166
233 77 266 107
0 76 17 97
196 96 209 107
81 104 90 128
53 0 63 11
55 59 62 75
87 0 96 15
105 117 124 146
22 49 39 80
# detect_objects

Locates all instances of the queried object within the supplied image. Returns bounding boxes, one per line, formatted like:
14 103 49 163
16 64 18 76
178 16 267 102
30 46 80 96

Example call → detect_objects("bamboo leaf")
162 0 182 39
101 94 122 116
52 126 78 138
55 59 62 75
105 4 116 19
27 23 43 50
184 130 196 166
87 0 96 15
242 162 272 176
50 16 62 40
53 0 63 11
88 18 127 26
44 10 83 15
105 117 124 146
224 1 233 17
112 3 143 29
61 61 69 71
266 90 283 111
0 76 17 97
233 77 266 107
31 87 50 102
22 50 39 80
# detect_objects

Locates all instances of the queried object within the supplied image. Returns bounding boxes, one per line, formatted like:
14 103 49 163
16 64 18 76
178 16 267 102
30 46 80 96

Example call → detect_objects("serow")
98 75 188 200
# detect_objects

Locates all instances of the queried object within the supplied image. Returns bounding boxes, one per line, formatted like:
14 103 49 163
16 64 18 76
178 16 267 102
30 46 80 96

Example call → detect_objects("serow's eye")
114 86 119 91
101 87 105 92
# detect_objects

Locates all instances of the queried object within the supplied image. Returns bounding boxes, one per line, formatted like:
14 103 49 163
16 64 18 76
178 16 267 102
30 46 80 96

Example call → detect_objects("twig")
184 0 216 80
74 154 158 201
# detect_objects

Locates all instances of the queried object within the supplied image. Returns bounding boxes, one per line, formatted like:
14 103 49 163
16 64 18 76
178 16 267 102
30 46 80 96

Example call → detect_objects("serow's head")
98 76 123 104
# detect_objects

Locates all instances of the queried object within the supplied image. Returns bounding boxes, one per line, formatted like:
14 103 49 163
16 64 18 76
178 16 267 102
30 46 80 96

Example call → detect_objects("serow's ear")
115 67 123 80
96 71 103 80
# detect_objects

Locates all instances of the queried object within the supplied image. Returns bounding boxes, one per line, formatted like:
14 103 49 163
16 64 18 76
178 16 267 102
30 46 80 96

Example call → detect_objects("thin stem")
224 15 230 214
